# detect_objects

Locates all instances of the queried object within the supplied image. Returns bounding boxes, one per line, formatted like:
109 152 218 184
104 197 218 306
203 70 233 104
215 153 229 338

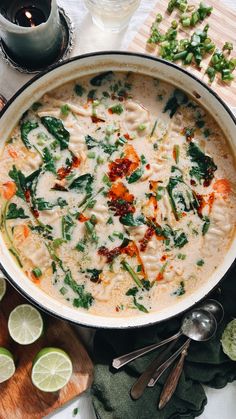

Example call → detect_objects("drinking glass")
84 0 141 32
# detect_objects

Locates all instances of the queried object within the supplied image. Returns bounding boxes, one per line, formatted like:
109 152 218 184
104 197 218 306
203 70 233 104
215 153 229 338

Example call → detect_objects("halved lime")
0 277 6 302
8 304 43 345
0 347 15 383
31 347 73 392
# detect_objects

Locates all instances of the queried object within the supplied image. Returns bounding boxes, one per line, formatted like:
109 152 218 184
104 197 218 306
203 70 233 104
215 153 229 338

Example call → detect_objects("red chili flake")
196 193 205 217
124 133 131 140
91 116 105 123
78 213 89 222
108 199 135 216
208 192 215 211
72 156 80 168
139 227 155 252
57 167 70 180
24 189 31 203
98 246 121 263
190 179 196 186
115 306 120 312
160 255 167 262
32 208 39 218
118 97 124 102
146 164 150 170
111 94 116 100
52 183 68 191
157 272 164 281
108 158 132 181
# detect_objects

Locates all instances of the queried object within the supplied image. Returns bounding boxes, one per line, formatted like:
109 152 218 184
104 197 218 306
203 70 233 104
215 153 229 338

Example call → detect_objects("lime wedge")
31 347 73 392
0 277 6 302
8 304 43 345
0 347 15 383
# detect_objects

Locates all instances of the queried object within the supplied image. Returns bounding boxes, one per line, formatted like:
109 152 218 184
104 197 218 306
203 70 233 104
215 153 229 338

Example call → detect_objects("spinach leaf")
167 175 199 220
127 167 144 184
85 134 117 155
101 143 117 155
162 224 188 248
85 135 98 149
126 286 149 313
34 197 67 211
42 147 56 173
69 173 94 194
74 84 85 96
119 213 145 227
163 89 188 118
9 166 27 201
62 214 75 241
64 271 93 309
86 268 102 283
41 116 69 150
202 216 210 235
126 287 138 296
21 121 38 149
173 281 185 296
133 298 149 313
188 142 217 186
6 203 29 220
90 71 114 86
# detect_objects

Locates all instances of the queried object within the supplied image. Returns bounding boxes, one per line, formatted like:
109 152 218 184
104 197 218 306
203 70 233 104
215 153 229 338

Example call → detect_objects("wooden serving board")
129 0 236 107
0 282 94 419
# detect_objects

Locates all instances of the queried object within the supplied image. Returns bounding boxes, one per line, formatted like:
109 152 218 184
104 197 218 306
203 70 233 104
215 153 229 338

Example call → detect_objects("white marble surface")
0 1 236 418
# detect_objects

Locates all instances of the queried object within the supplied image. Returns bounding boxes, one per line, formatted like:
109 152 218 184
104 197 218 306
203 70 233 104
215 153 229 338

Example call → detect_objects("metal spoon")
158 300 224 409
112 303 220 370
130 309 217 399
148 309 217 388
197 299 224 324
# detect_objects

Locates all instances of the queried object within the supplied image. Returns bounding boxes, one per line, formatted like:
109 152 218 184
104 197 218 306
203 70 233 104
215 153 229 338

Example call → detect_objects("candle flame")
25 11 32 19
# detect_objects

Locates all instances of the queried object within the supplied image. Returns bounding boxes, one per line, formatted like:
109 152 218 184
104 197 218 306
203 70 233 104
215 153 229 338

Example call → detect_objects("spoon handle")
112 331 181 369
148 338 191 387
130 338 178 400
158 342 190 410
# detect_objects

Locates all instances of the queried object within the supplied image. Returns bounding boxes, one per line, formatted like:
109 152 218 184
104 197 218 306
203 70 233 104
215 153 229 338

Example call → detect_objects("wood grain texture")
129 0 236 106
0 283 94 419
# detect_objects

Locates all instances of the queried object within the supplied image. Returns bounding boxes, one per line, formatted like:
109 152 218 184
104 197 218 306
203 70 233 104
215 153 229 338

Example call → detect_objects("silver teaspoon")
130 309 217 400
148 309 217 388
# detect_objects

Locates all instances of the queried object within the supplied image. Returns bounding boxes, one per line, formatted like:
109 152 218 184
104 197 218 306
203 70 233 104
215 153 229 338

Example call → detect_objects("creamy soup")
0 71 236 317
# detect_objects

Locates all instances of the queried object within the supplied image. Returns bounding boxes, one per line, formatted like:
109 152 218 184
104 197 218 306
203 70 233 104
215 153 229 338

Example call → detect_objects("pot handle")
0 94 7 112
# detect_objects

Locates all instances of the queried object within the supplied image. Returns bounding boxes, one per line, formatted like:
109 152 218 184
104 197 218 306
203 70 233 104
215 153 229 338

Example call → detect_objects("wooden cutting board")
0 282 94 419
129 0 236 107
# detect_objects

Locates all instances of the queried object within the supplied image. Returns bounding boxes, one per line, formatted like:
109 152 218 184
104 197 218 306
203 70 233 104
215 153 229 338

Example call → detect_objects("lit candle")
0 0 63 70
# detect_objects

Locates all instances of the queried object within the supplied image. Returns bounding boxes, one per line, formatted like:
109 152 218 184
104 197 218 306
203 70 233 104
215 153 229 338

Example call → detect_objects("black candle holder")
0 6 74 74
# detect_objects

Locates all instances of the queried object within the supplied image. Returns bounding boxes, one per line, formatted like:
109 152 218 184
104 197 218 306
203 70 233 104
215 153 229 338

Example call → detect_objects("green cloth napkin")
91 264 236 419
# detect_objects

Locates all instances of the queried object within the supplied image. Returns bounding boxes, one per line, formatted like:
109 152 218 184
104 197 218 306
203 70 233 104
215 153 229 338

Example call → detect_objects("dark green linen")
91 264 236 419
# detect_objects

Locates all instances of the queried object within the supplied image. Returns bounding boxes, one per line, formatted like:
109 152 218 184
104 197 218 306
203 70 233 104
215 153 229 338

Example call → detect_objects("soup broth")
0 71 235 317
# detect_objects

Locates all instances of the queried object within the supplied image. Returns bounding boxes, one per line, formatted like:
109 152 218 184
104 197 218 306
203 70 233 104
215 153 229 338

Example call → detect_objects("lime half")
31 347 73 392
0 277 6 302
0 347 15 383
8 304 43 345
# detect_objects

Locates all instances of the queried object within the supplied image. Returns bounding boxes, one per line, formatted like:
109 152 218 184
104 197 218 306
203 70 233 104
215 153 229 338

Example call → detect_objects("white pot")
0 52 235 329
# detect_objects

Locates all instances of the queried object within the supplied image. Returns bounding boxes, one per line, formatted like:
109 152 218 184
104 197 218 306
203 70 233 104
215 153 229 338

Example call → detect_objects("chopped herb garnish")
32 267 42 278
109 104 124 115
196 259 205 266
60 104 70 117
121 260 143 288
